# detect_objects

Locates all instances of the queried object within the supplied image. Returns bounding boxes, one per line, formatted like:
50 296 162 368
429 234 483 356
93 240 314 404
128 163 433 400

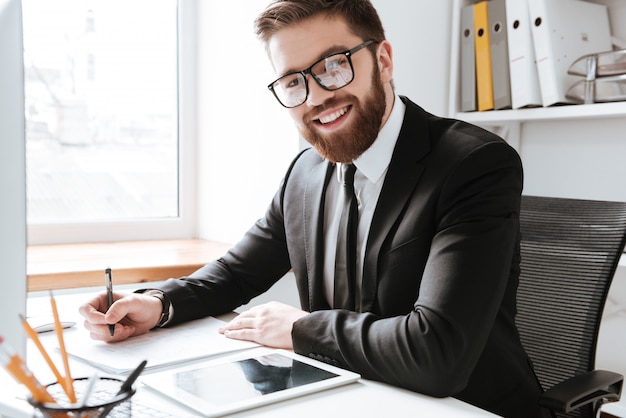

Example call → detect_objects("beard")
298 68 387 163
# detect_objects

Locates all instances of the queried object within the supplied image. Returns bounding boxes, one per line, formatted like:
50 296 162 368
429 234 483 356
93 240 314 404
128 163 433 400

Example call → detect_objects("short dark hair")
254 0 386 46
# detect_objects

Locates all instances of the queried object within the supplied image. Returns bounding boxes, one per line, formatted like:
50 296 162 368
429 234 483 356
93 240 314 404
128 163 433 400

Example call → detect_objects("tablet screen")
141 349 360 417
175 352 337 405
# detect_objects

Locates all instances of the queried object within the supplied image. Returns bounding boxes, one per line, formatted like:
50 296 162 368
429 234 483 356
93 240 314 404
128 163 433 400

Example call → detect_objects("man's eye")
325 56 347 72
286 77 302 89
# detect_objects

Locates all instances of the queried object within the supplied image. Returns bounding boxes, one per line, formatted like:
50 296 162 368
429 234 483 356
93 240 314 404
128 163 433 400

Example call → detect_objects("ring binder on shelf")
460 4 477 112
528 0 612 107
488 0 512 110
505 0 542 109
474 1 494 111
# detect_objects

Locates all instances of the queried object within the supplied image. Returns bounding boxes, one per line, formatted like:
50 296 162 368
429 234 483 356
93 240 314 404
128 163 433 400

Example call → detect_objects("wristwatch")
134 289 171 328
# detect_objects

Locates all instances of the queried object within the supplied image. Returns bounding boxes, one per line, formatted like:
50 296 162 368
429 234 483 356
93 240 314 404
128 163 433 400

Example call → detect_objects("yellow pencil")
19 314 73 400
49 290 76 403
0 335 56 404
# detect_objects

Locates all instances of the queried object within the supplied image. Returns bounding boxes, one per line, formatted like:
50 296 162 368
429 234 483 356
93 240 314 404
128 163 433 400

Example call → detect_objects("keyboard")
108 398 180 418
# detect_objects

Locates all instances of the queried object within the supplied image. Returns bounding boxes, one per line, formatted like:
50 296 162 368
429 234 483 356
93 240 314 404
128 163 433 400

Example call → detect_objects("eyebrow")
280 44 350 77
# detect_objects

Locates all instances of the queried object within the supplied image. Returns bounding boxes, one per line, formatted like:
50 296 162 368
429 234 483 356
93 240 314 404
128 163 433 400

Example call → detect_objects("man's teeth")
319 108 347 124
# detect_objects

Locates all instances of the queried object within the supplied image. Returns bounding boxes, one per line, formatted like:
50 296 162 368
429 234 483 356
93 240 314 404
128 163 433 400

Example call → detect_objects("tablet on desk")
140 348 360 417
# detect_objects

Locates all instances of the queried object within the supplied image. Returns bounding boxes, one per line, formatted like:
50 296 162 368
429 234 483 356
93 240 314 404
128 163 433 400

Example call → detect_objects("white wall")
371 0 453 117
521 118 626 202
195 1 299 244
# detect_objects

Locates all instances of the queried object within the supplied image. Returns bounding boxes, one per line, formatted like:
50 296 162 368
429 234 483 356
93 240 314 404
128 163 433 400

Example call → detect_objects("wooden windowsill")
27 239 232 292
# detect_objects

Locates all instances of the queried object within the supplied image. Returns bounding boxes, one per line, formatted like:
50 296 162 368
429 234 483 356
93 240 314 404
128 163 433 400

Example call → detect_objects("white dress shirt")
323 95 406 307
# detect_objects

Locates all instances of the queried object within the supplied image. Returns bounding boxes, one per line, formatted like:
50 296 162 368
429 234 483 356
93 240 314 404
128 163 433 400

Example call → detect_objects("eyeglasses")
267 40 376 108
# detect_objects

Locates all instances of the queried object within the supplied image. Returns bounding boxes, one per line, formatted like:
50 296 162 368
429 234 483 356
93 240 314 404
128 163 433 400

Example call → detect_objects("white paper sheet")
63 316 259 375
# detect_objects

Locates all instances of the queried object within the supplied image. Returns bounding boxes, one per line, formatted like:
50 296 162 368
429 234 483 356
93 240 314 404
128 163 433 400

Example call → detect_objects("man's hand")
219 302 308 349
78 292 163 342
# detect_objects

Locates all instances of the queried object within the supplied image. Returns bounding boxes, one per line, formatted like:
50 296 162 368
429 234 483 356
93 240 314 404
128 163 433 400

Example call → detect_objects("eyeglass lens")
272 53 355 108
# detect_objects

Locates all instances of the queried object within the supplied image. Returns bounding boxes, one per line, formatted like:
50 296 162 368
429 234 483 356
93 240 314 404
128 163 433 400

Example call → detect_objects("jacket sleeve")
291 139 524 398
157 151 309 324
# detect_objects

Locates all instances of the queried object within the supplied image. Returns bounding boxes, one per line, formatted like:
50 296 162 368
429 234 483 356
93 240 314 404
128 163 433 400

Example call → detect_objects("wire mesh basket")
28 376 136 418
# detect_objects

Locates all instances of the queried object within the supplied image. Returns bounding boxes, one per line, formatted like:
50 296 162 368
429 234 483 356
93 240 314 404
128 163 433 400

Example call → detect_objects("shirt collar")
352 95 405 184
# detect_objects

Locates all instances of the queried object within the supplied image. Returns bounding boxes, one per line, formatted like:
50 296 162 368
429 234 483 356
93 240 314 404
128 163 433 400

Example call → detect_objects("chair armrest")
539 370 623 413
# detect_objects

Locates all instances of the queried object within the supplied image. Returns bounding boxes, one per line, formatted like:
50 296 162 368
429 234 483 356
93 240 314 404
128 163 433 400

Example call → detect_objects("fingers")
102 296 133 325
83 319 136 343
78 291 126 322
219 303 273 332
218 312 262 345
78 294 104 314
78 294 109 328
219 316 256 333
219 315 268 346
220 324 259 342
78 291 152 342
218 302 304 349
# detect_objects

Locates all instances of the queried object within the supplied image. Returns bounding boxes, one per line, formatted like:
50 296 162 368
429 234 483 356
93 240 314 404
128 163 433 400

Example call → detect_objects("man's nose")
305 76 335 107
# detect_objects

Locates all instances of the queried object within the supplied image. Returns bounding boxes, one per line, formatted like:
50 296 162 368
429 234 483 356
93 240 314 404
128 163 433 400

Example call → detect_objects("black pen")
105 267 115 336
100 360 147 417
117 360 147 395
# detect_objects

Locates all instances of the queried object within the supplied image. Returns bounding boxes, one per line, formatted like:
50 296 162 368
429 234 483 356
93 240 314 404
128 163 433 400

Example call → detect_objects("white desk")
1 288 498 418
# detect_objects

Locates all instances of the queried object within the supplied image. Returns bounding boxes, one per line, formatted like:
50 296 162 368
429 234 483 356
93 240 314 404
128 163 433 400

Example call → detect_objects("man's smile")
315 105 351 126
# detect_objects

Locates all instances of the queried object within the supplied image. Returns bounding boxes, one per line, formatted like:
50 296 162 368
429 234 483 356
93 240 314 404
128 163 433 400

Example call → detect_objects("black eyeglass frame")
267 40 376 108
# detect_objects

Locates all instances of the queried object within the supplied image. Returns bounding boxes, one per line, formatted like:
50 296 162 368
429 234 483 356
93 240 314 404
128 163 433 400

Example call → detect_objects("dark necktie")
334 163 358 310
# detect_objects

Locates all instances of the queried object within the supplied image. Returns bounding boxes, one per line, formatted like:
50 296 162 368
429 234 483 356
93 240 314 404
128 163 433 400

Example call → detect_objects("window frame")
26 0 197 245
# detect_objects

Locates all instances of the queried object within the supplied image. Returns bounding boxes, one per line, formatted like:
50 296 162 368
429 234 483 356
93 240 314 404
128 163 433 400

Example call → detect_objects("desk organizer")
566 49 626 103
28 376 136 418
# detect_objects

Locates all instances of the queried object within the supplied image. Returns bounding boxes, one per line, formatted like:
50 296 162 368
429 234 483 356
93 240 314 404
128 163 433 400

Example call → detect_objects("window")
22 0 196 244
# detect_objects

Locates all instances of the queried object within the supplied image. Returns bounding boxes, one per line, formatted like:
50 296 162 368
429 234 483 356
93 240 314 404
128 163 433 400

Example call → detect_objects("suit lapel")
359 98 431 312
303 159 334 311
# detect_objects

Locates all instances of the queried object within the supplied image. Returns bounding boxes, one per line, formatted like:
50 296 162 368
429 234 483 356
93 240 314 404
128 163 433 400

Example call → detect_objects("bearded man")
80 1 549 417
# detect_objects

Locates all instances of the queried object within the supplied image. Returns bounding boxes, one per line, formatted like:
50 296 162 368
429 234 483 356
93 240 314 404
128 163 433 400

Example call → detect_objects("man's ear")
377 40 393 84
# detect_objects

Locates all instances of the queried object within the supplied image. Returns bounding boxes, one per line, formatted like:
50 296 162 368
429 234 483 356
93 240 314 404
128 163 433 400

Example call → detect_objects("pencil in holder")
28 376 136 418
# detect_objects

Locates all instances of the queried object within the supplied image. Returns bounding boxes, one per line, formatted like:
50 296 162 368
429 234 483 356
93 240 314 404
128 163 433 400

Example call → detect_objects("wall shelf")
448 0 626 126
454 101 626 124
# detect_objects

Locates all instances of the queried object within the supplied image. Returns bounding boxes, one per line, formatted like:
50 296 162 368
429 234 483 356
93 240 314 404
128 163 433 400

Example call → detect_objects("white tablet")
140 348 360 417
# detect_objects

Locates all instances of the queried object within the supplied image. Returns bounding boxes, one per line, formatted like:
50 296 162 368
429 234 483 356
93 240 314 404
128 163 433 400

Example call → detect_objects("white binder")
505 0 542 109
460 4 476 112
528 0 612 107
488 0 512 110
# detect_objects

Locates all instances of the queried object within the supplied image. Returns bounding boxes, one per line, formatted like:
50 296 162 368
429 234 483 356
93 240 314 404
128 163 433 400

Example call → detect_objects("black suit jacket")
159 97 547 418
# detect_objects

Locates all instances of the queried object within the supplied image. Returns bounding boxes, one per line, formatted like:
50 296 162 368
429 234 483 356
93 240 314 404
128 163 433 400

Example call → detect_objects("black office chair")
516 195 626 418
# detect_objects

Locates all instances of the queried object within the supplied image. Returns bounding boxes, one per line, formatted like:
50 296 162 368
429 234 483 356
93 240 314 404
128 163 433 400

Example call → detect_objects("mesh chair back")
516 195 626 418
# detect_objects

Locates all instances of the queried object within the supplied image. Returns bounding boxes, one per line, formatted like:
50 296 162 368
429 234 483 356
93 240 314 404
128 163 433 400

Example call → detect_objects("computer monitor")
0 0 27 356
